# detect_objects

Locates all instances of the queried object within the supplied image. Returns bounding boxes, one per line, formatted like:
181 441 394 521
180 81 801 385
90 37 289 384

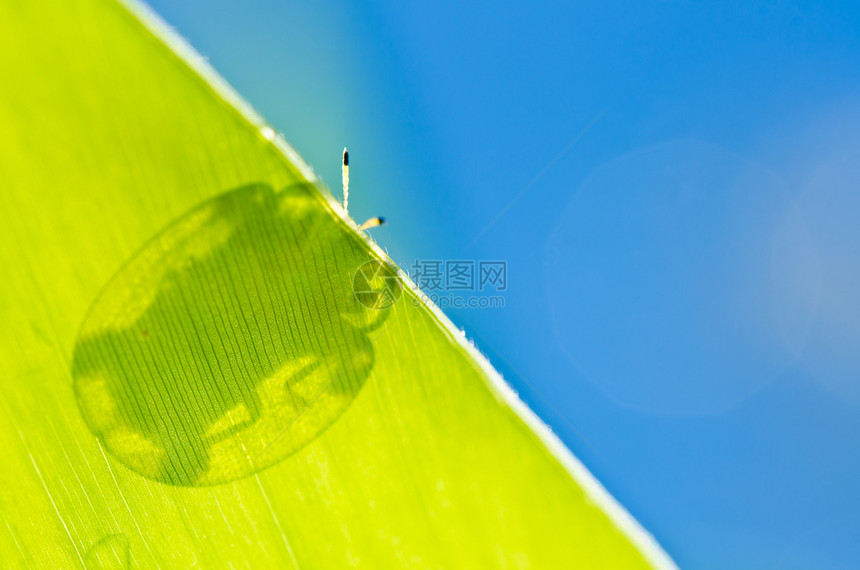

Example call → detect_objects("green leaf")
0 0 676 567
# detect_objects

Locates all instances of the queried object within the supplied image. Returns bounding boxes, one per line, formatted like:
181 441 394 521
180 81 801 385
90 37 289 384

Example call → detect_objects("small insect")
342 147 387 231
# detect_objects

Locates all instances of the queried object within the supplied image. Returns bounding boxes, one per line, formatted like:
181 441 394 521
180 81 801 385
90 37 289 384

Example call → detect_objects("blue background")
146 1 860 567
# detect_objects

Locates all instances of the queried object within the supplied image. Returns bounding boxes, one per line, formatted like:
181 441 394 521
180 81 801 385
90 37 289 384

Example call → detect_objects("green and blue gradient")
147 1 860 567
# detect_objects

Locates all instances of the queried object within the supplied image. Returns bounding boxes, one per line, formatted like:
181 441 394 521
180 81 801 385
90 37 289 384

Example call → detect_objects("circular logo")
353 259 402 310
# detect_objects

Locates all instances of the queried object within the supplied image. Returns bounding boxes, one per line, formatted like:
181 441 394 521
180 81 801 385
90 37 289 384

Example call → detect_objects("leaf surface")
0 0 675 567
